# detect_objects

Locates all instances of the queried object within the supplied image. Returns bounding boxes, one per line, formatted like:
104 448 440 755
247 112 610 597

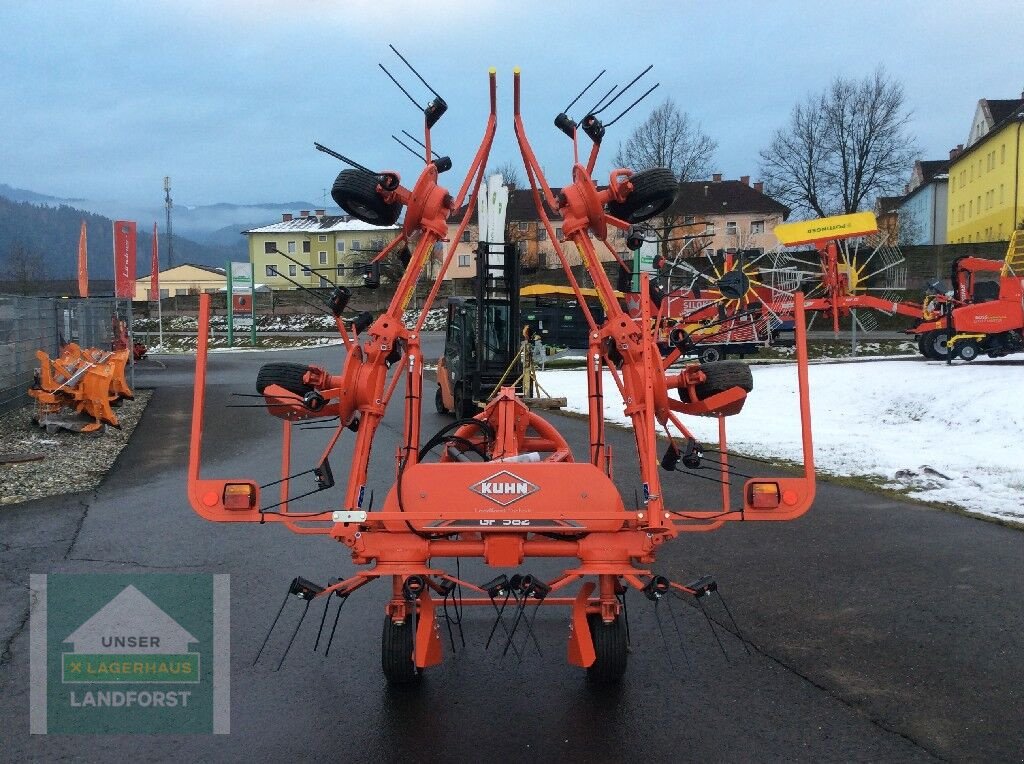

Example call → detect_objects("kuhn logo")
469 470 539 506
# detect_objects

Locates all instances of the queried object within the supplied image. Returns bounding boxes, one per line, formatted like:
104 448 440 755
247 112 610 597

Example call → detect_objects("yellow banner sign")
774 212 878 246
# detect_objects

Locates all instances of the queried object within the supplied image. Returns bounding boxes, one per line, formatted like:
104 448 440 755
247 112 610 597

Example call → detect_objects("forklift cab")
436 242 520 418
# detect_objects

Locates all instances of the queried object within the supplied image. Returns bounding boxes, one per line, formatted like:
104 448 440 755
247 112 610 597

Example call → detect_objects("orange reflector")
749 482 780 509
223 483 256 510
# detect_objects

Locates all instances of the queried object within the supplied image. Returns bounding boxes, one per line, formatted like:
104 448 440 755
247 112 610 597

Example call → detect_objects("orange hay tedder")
188 53 816 684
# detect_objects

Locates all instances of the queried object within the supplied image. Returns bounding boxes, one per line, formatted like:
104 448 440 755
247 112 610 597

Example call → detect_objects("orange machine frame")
187 68 815 676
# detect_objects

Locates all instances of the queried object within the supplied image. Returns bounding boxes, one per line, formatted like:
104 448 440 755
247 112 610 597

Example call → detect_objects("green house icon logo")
62 586 200 683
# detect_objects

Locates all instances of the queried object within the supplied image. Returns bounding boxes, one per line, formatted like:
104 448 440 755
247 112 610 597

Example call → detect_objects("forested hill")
0 195 245 279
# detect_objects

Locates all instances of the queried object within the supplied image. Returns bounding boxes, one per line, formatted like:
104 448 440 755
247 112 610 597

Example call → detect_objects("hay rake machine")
188 56 815 685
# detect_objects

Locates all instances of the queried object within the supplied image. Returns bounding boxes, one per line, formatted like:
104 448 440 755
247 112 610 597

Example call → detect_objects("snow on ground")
538 358 1024 522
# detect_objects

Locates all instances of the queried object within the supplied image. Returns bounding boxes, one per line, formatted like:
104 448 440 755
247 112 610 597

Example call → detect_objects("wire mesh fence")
0 295 128 414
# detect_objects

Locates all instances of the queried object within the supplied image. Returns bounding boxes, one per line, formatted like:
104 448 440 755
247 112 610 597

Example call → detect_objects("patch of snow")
538 357 1024 522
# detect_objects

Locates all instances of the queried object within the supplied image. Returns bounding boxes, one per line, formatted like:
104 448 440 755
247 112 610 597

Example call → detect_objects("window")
461 230 471 243
537 228 547 241
289 264 296 277
337 265 345 277
175 288 188 296
750 220 765 234
556 227 563 241
336 240 345 252
458 254 470 267
319 251 328 265
287 241 296 254
1000 184 1005 204
725 221 737 235
968 200 973 217
319 277 331 288
683 215 696 225
705 222 716 235
302 240 311 253
1001 144 1006 164
352 240 361 251
264 241 277 254
302 266 311 276
999 223 1003 238
518 221 528 232
265 264 277 277
318 234 327 242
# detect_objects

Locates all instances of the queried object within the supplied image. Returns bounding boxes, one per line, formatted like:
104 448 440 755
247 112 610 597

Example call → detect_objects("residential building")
245 210 401 289
947 94 1024 244
133 263 225 301
898 158 950 245
441 175 790 280
874 195 904 243
661 175 790 254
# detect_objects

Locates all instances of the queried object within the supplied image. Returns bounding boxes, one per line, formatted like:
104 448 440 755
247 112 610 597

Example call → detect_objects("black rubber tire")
382 615 421 686
958 340 980 362
695 361 753 399
256 363 314 396
331 169 402 226
698 345 723 364
586 614 628 684
916 333 929 358
923 329 951 361
434 386 448 415
606 168 678 224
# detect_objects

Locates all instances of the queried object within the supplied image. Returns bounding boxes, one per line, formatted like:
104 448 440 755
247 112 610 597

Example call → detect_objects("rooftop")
244 214 401 235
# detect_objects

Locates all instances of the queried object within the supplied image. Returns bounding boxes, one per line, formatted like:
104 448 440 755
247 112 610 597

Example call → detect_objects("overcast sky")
2 0 1021 208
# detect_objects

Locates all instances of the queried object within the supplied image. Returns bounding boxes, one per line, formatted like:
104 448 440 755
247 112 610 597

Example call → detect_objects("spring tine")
313 595 332 652
652 599 675 670
716 591 751 656
323 595 349 657
665 595 693 671
697 599 730 663
253 587 292 666
502 595 529 658
444 598 456 654
620 590 631 647
389 44 443 100
276 599 312 671
516 600 545 663
484 592 507 650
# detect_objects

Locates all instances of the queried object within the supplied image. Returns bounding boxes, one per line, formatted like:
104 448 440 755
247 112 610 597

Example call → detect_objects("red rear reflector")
223 483 255 510
749 482 780 509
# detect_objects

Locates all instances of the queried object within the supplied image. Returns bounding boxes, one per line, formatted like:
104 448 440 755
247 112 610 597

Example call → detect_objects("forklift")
436 240 521 417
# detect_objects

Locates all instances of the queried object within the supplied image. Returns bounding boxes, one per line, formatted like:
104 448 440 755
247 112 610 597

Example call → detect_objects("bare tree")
614 97 717 182
488 161 522 191
614 98 717 259
760 68 918 218
2 242 47 294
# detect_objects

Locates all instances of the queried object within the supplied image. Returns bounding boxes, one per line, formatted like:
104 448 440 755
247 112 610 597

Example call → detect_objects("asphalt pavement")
1 344 1022 762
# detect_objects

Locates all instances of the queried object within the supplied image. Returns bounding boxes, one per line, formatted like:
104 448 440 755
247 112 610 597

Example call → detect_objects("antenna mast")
163 176 174 269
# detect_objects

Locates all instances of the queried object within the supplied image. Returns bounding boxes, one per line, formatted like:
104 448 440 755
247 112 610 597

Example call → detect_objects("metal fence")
0 294 126 414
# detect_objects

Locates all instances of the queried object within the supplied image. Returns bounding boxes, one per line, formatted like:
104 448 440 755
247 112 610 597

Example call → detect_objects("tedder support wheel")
256 363 314 396
958 339 980 362
916 333 929 358
331 169 402 226
434 386 448 415
381 616 421 686
695 360 754 399
586 614 628 683
606 168 678 224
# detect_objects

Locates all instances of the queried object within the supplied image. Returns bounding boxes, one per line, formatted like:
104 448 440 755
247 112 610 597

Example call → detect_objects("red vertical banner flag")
113 221 137 299
77 220 89 297
150 222 160 300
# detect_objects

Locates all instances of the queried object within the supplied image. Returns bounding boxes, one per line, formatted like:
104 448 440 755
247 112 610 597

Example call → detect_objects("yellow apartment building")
947 95 1024 243
245 210 401 289
133 263 225 301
